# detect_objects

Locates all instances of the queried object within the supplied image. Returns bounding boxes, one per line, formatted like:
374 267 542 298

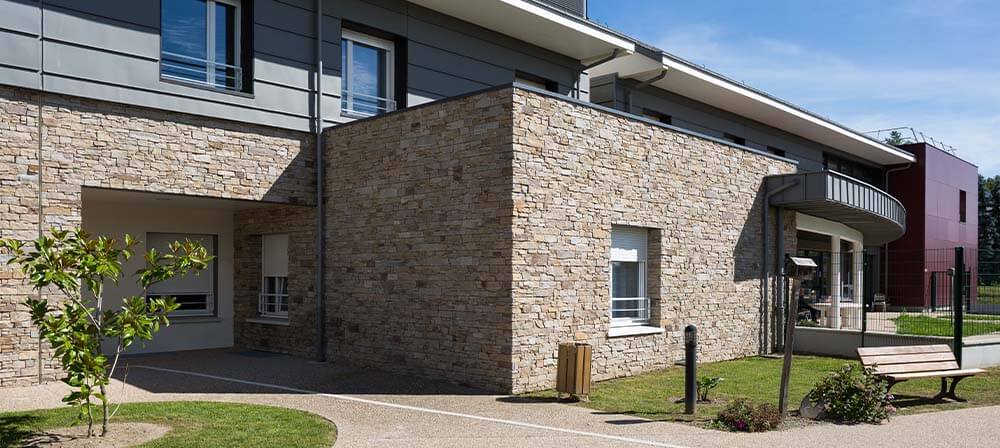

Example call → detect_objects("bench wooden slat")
886 368 985 381
857 345 952 356
860 352 956 366
873 361 960 375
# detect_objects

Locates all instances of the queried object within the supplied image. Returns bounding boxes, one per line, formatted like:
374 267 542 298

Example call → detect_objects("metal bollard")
684 325 697 414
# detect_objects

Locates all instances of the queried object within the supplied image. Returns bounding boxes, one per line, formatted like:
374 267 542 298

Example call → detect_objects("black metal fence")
793 247 1000 359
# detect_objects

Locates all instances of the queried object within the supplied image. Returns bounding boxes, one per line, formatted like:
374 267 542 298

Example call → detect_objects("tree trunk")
100 383 109 436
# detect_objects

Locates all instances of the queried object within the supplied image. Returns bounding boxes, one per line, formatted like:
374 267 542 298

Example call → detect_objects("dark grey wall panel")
0 0 587 132
1 31 40 70
44 7 158 59
0 0 40 35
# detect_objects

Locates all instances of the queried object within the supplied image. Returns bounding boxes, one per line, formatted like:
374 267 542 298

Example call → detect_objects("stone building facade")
0 85 313 387
322 86 796 393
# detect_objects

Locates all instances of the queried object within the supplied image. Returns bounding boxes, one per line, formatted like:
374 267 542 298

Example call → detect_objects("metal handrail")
161 50 243 91
341 90 396 117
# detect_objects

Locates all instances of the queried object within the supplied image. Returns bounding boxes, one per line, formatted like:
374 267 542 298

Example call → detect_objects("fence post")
930 273 937 311
954 247 965 366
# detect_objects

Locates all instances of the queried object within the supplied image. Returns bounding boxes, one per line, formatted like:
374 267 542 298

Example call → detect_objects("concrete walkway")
2 349 998 447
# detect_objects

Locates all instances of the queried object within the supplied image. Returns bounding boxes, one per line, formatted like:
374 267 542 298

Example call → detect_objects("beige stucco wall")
82 197 236 354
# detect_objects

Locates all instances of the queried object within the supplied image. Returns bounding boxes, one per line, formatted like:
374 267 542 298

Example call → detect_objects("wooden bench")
857 344 984 402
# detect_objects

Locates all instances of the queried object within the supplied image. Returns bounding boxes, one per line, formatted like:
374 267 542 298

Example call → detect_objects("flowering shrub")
806 364 896 424
715 399 781 432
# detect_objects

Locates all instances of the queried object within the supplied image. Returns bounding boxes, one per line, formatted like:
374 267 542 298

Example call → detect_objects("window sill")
608 325 664 338
170 317 223 324
246 317 290 326
160 76 254 99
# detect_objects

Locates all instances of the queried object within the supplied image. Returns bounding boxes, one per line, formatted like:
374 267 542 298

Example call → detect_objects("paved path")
2 349 999 447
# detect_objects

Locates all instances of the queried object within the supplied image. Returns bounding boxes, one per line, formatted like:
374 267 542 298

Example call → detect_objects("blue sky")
588 0 1000 176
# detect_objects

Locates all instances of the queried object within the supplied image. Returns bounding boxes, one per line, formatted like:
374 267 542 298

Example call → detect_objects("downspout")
625 69 668 113
762 181 798 354
882 163 911 301
314 0 327 362
573 49 622 99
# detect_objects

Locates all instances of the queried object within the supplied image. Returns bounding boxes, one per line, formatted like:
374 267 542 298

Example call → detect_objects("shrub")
806 364 895 424
715 399 781 432
696 376 723 402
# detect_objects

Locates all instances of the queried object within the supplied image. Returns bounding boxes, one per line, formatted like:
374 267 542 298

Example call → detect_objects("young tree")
0 229 212 437
883 130 907 146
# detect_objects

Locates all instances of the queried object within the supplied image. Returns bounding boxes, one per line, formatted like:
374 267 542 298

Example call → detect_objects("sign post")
778 255 817 417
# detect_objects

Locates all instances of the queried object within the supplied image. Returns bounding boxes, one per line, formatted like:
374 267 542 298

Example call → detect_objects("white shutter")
611 226 647 262
262 234 289 277
146 233 215 295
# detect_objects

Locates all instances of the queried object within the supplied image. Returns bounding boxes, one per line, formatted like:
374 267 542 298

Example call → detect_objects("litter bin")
556 342 591 400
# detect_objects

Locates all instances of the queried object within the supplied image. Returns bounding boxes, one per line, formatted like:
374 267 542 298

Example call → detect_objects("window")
610 226 649 326
641 108 672 125
146 233 217 317
515 71 559 93
161 0 245 92
723 133 746 146
766 146 786 157
341 29 395 117
260 234 289 319
960 190 968 223
824 153 884 188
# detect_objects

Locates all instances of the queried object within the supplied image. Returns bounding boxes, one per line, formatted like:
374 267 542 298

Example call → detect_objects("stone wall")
323 89 516 392
0 85 314 386
509 89 798 392
233 205 318 359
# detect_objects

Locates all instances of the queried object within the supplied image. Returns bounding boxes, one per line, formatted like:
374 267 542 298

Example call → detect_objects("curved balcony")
765 170 906 245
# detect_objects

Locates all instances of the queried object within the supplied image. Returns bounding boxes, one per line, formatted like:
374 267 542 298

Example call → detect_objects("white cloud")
656 25 1000 175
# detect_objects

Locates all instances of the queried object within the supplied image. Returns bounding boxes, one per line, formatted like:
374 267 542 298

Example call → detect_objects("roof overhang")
406 0 635 62
590 52 916 166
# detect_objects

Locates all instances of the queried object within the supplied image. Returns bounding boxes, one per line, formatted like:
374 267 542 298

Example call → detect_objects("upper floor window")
824 153 884 189
515 71 559 93
342 29 396 118
766 146 787 157
960 190 968 223
641 108 672 125
161 0 245 92
610 226 649 326
723 133 747 146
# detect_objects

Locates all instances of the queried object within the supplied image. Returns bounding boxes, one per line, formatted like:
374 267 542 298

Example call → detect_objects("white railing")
161 51 243 92
259 292 289 319
341 90 396 117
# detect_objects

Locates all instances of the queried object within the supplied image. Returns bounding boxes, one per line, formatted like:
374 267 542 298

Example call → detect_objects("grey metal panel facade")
0 0 585 132
536 0 586 18
590 73 882 174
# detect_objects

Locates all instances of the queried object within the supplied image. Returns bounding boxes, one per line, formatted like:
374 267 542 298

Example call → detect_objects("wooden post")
779 269 799 417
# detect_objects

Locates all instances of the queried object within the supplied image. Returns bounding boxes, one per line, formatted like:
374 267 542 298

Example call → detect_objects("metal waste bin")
556 342 591 399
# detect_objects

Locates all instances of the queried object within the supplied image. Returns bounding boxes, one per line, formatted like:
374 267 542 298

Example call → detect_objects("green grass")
525 355 1000 425
980 285 1000 304
894 314 1000 337
0 401 336 448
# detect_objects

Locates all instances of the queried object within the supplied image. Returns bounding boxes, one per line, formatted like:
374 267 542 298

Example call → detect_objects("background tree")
883 130 907 146
0 229 212 437
980 175 1000 283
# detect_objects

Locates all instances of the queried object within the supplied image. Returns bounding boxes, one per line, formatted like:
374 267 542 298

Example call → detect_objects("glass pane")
214 2 238 88
162 0 208 83
611 262 641 298
345 40 387 115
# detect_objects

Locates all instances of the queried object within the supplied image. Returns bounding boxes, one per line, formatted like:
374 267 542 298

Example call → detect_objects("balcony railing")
341 90 397 118
161 51 243 92
766 170 907 245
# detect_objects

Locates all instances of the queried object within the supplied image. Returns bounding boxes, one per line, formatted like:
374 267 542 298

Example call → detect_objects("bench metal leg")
933 377 969 402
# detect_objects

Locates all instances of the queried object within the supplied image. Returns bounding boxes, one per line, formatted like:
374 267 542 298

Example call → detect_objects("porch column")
853 243 864 329
830 235 842 329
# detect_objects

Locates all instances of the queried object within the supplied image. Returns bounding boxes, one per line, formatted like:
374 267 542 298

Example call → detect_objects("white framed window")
610 226 649 326
341 29 396 117
146 233 217 317
259 234 289 319
161 0 244 91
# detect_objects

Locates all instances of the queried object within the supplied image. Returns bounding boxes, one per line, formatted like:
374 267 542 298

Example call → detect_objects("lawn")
0 401 336 448
526 355 1000 425
981 285 1000 304
894 314 1000 337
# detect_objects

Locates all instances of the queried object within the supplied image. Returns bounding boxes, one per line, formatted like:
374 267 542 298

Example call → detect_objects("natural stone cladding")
233 205 317 359
322 86 796 393
509 89 796 392
0 85 314 387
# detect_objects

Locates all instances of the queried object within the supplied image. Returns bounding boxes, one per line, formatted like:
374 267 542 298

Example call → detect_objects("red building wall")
887 143 978 309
